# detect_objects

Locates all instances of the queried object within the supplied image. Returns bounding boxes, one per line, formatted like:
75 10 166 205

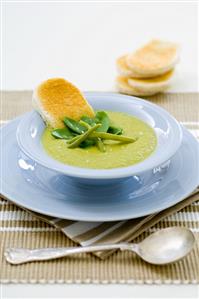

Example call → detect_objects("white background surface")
1 284 199 299
2 1 198 92
1 1 199 299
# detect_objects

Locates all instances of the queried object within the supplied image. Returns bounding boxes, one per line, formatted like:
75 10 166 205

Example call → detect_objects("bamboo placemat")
0 91 199 284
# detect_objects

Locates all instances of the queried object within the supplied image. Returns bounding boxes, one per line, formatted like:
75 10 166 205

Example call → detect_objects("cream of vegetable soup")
42 111 157 169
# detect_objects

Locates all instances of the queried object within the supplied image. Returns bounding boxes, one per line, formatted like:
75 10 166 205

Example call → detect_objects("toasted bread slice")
116 76 167 96
128 69 174 93
116 55 158 78
33 78 94 128
126 40 179 77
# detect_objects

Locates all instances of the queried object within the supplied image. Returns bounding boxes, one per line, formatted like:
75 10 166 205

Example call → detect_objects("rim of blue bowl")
16 92 183 179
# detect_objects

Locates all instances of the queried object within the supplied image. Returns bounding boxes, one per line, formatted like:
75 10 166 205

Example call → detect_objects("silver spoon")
4 227 195 265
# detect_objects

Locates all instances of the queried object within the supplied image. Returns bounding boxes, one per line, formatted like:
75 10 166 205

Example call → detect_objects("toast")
116 55 143 78
126 40 179 77
116 55 158 78
116 76 167 96
32 78 94 128
128 69 174 93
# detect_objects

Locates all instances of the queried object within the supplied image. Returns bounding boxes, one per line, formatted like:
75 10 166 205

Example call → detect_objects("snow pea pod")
79 139 96 148
63 117 87 134
66 119 92 144
107 126 123 135
81 116 96 126
67 120 93 145
94 111 110 132
51 128 75 139
79 120 91 130
67 124 101 149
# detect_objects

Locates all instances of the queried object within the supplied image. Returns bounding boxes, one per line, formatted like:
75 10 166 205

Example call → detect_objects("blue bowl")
16 92 182 184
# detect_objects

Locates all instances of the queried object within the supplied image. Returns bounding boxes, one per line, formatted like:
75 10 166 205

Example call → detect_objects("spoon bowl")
138 227 195 265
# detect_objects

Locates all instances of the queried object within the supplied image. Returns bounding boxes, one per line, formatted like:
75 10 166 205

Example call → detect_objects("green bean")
68 124 101 148
51 128 74 139
96 138 106 152
80 120 104 151
79 120 91 130
90 132 137 143
63 117 87 134
66 135 80 144
79 121 105 151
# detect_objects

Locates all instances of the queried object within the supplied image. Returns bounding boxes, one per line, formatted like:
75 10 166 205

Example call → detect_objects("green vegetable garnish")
79 139 96 148
94 111 110 132
67 135 81 144
79 120 91 130
107 126 123 135
52 111 137 151
81 116 96 127
51 128 75 139
67 124 101 149
80 120 106 151
63 117 87 134
96 138 106 152
91 131 136 143
68 130 136 145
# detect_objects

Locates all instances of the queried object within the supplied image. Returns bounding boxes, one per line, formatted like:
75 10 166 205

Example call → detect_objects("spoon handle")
5 243 139 264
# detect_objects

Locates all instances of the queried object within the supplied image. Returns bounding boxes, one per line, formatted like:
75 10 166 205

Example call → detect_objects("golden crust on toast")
34 78 94 128
126 40 179 76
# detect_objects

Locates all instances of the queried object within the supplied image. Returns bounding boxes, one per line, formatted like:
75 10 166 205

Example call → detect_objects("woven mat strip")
0 91 199 284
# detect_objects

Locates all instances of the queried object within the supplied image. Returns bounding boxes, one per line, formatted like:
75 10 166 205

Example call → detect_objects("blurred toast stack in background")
116 40 179 96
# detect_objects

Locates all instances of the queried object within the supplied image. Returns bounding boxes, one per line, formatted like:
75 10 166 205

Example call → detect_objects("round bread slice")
116 55 143 78
116 55 158 78
116 76 166 96
128 69 174 93
32 78 95 128
126 40 179 77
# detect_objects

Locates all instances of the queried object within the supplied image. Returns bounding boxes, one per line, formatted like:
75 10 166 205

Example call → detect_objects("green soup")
42 111 157 169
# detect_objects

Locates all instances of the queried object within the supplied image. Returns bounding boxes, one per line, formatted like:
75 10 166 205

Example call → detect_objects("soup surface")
42 111 157 169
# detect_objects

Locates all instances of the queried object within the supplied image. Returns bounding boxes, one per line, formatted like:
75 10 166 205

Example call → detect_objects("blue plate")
0 117 199 221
